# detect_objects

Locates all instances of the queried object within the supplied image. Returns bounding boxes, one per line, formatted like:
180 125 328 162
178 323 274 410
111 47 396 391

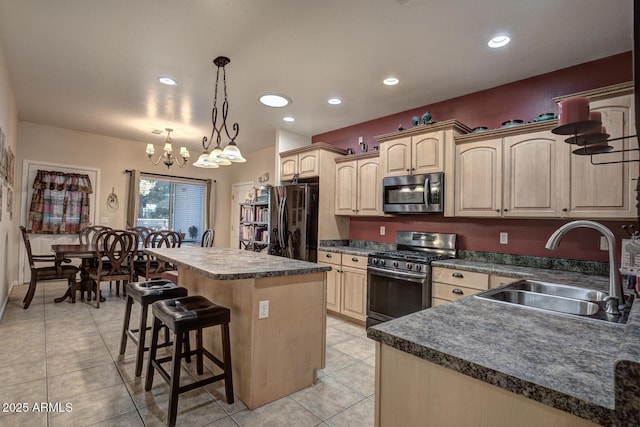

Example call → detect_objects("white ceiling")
0 0 633 155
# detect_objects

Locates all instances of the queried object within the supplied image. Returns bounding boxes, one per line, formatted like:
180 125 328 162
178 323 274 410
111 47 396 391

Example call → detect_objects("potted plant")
188 225 198 240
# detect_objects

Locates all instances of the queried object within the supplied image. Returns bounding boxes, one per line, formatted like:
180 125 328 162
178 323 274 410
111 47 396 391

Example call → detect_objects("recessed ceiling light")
488 35 510 48
383 77 399 86
259 94 291 107
158 76 177 86
328 98 342 105
283 116 295 122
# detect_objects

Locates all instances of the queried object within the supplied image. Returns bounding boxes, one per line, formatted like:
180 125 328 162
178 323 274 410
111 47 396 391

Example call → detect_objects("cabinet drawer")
432 282 483 302
342 254 367 270
432 267 489 290
318 250 341 265
431 297 449 307
489 274 520 289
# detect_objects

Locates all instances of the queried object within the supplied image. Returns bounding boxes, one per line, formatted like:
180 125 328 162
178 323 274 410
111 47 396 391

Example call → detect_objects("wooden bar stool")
145 295 234 427
119 279 188 377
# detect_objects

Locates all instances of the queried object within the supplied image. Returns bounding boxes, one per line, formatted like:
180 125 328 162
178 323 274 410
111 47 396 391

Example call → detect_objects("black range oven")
366 231 456 328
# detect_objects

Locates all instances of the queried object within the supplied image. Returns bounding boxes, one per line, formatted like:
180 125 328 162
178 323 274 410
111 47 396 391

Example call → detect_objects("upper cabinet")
335 153 383 216
280 149 320 181
453 83 638 220
376 120 470 178
562 90 637 219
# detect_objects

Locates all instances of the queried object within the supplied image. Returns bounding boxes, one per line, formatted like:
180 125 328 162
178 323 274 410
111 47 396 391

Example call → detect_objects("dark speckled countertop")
367 260 640 426
145 247 330 280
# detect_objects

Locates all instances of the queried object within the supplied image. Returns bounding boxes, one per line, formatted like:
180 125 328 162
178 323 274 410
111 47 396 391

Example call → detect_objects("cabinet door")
321 262 341 313
503 131 564 217
412 130 444 174
380 138 412 177
455 139 502 217
341 266 367 322
356 158 383 216
568 94 638 219
280 154 298 181
298 150 319 178
335 161 357 215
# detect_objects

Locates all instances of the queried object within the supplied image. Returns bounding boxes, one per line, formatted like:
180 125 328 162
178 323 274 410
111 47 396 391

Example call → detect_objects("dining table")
51 243 100 303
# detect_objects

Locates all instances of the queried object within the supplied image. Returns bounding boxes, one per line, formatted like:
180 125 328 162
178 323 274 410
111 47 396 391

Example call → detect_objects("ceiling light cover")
158 77 177 86
488 35 510 48
283 116 295 122
328 98 342 105
259 94 291 107
383 77 399 86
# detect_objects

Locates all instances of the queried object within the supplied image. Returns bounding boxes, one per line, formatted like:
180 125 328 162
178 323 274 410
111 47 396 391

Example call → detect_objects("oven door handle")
367 266 426 282
423 176 430 208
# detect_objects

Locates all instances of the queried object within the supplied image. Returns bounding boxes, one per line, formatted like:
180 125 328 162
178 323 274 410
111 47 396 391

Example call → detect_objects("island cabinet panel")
179 268 326 410
454 139 503 217
566 94 638 219
375 343 599 427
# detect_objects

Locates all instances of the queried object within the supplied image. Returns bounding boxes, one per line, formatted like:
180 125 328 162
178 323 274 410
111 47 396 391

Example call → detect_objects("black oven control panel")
368 256 429 274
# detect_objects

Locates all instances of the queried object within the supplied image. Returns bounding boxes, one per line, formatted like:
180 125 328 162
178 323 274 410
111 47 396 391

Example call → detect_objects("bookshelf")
239 187 271 251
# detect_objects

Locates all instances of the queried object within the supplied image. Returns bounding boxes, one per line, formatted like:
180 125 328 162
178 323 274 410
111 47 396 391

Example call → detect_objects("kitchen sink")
474 279 630 324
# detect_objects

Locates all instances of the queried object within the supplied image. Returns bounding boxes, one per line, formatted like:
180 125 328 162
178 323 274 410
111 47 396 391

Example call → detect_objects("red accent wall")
312 52 634 263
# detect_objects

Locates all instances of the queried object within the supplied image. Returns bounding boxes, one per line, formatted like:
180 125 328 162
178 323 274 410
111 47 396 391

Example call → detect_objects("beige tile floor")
0 281 375 427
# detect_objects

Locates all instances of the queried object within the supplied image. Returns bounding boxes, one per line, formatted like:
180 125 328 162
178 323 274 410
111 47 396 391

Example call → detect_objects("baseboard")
0 281 15 320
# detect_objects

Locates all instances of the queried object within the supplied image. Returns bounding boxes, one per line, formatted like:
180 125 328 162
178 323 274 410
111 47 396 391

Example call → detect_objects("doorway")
230 182 255 249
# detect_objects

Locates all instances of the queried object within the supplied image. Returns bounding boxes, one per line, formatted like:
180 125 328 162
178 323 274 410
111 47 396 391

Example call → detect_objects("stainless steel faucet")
545 220 625 315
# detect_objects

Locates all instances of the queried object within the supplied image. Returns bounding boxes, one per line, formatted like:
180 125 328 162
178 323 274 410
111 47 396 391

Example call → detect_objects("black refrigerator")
269 182 319 262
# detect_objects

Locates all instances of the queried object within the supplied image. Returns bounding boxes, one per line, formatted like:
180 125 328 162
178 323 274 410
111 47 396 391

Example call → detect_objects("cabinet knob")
496 209 500 212
562 208 568 212
326 253 332 258
352 257 359 262
406 168 411 172
503 208 508 212
452 272 464 278
452 289 464 295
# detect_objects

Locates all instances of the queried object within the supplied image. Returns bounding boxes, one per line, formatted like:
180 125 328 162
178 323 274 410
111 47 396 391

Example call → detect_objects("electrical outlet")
499 232 508 245
380 226 386 236
600 236 608 251
258 300 269 319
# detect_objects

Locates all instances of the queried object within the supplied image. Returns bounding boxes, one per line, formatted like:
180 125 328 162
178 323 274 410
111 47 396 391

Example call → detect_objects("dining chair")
127 226 153 271
86 229 137 308
78 225 113 300
19 226 79 309
201 228 215 247
134 230 182 281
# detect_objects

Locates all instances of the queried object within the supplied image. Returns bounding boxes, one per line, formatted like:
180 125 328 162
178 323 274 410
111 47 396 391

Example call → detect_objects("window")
132 173 210 243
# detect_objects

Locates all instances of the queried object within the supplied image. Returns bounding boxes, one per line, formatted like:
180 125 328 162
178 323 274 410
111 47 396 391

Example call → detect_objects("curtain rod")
124 169 215 183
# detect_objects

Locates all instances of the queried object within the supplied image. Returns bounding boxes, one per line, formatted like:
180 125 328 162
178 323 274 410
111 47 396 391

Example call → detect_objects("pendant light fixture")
194 56 245 168
145 128 190 168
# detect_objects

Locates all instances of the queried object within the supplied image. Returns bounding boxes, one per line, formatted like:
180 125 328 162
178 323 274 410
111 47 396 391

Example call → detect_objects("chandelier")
193 56 246 168
145 128 190 168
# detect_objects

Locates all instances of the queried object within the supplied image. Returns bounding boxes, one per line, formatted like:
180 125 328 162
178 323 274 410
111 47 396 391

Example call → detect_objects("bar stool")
145 295 234 427
119 279 189 377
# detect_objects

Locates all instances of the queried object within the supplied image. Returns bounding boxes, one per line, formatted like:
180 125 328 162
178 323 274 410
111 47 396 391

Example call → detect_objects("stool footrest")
179 374 227 394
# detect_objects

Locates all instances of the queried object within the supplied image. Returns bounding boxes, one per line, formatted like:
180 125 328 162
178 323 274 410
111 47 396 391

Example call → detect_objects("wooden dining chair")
201 228 215 247
78 225 113 300
19 226 79 309
134 230 182 281
86 229 137 308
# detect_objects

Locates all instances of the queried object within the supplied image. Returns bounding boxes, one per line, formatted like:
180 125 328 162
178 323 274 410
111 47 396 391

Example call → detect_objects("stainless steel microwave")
382 173 444 214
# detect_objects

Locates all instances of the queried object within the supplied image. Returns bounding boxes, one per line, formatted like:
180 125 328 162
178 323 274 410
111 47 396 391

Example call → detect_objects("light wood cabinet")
280 150 319 181
376 343 599 427
318 250 367 323
432 266 519 306
379 130 445 177
562 92 638 219
335 153 383 216
455 129 565 218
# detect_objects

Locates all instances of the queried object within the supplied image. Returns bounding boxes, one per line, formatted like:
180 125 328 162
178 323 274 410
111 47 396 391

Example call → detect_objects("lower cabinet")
432 266 520 306
318 250 367 323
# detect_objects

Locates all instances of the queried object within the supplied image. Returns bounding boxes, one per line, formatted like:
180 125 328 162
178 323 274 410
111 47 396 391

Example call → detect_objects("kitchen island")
367 269 640 427
145 247 330 409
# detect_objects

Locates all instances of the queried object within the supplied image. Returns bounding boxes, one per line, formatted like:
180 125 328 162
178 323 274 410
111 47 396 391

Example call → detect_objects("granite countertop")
367 267 640 426
318 245 378 257
145 247 330 280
